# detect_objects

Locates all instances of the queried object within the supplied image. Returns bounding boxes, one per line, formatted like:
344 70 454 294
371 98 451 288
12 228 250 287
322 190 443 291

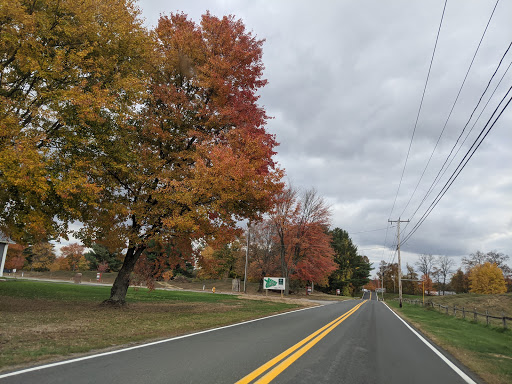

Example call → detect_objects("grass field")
384 292 512 327
383 292 512 315
6 271 349 301
387 298 512 384
427 292 512 317
0 279 304 372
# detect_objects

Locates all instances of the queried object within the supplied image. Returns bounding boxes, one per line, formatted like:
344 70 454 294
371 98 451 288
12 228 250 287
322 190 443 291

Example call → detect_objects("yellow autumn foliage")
469 262 507 294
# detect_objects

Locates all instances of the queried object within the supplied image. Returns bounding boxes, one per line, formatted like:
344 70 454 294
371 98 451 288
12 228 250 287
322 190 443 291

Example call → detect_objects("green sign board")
263 277 286 290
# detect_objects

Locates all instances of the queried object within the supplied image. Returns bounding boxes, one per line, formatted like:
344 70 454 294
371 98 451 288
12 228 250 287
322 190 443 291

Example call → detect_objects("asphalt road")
0 294 480 384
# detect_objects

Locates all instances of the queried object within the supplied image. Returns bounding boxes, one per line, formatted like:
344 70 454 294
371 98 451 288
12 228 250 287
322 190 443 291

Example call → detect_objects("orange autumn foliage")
4 243 26 270
61 243 86 272
0 0 149 243
269 187 336 290
364 280 378 291
1 4 283 303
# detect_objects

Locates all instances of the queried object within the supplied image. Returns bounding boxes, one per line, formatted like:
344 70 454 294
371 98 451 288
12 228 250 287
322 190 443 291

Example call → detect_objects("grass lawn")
427 293 512 318
387 299 512 384
0 279 303 372
11 271 352 301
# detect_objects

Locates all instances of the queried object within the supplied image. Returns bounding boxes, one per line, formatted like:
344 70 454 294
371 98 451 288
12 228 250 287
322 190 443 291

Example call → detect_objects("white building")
0 231 14 277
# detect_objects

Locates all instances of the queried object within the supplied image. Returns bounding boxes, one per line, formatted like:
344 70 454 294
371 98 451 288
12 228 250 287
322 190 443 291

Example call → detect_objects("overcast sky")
135 0 511 273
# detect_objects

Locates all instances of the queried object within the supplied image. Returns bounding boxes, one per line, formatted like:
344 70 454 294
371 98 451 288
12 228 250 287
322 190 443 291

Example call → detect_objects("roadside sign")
263 277 286 290
336 289 340 295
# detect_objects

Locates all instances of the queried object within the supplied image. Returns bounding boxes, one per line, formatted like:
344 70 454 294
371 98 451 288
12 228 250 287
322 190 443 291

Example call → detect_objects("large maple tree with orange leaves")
101 13 282 304
1 2 283 304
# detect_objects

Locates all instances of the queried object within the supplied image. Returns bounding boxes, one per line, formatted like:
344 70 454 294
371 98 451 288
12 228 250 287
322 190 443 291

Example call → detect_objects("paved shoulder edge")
382 302 483 384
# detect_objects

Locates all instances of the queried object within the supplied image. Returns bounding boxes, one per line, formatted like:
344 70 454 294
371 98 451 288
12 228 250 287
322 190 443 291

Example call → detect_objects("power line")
385 227 399 265
389 218 409 307
402 45 512 239
381 223 393 264
387 243 398 265
428 51 512 196
399 0 502 219
403 88 512 244
382 0 447 268
358 246 390 251
348 226 394 235
402 85 512 245
405 43 512 227
390 248 397 265
387 0 448 221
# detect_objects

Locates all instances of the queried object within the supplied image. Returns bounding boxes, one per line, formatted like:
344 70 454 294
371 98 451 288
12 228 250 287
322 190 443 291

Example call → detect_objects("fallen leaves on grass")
0 293 298 372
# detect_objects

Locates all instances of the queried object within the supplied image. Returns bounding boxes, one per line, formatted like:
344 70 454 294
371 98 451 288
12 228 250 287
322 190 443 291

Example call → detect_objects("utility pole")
388 218 409 308
244 223 250 293
381 264 384 301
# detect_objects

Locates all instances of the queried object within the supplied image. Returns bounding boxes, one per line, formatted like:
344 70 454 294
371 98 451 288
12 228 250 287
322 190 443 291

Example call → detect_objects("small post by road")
388 218 409 308
381 264 384 301
422 280 424 306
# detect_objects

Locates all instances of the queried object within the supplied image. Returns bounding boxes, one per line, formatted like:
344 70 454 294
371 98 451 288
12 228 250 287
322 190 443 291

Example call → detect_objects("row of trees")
374 251 510 295
1 2 283 304
136 187 371 294
4 187 373 295
198 188 372 295
4 242 122 273
451 251 510 294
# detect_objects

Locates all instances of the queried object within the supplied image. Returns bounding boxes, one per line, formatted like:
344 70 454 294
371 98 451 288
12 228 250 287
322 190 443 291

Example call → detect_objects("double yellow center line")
236 300 368 384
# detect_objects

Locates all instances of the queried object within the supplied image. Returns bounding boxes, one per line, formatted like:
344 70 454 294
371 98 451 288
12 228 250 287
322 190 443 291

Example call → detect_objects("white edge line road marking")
0 304 326 379
383 302 477 384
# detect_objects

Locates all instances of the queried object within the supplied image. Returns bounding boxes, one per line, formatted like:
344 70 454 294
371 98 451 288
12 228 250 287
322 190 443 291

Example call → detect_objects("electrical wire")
359 246 390 251
381 0 447 268
401 85 512 244
348 226 394 235
403 89 512 244
385 227 399 265
398 0 502 219
426 54 512 203
405 47 512 228
387 0 448 221
380 223 393 264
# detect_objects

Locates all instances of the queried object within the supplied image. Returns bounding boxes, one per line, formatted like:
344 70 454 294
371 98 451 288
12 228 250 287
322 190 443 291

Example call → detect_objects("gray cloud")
138 0 512 271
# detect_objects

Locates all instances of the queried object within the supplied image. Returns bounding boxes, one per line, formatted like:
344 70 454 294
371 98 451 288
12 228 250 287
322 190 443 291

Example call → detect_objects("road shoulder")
382 301 485 384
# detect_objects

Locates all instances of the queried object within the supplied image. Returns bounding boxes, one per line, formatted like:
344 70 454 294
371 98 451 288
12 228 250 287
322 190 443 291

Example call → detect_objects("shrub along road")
0 291 480 384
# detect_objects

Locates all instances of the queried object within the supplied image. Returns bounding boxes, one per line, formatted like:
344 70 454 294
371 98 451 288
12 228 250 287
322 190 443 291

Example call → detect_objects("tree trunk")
278 240 291 295
284 274 290 295
280 247 290 296
103 246 145 305
258 271 266 293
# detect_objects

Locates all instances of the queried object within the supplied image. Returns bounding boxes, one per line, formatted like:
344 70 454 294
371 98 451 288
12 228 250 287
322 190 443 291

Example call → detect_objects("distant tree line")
4 187 372 296
374 251 510 295
4 242 123 273
137 186 372 295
